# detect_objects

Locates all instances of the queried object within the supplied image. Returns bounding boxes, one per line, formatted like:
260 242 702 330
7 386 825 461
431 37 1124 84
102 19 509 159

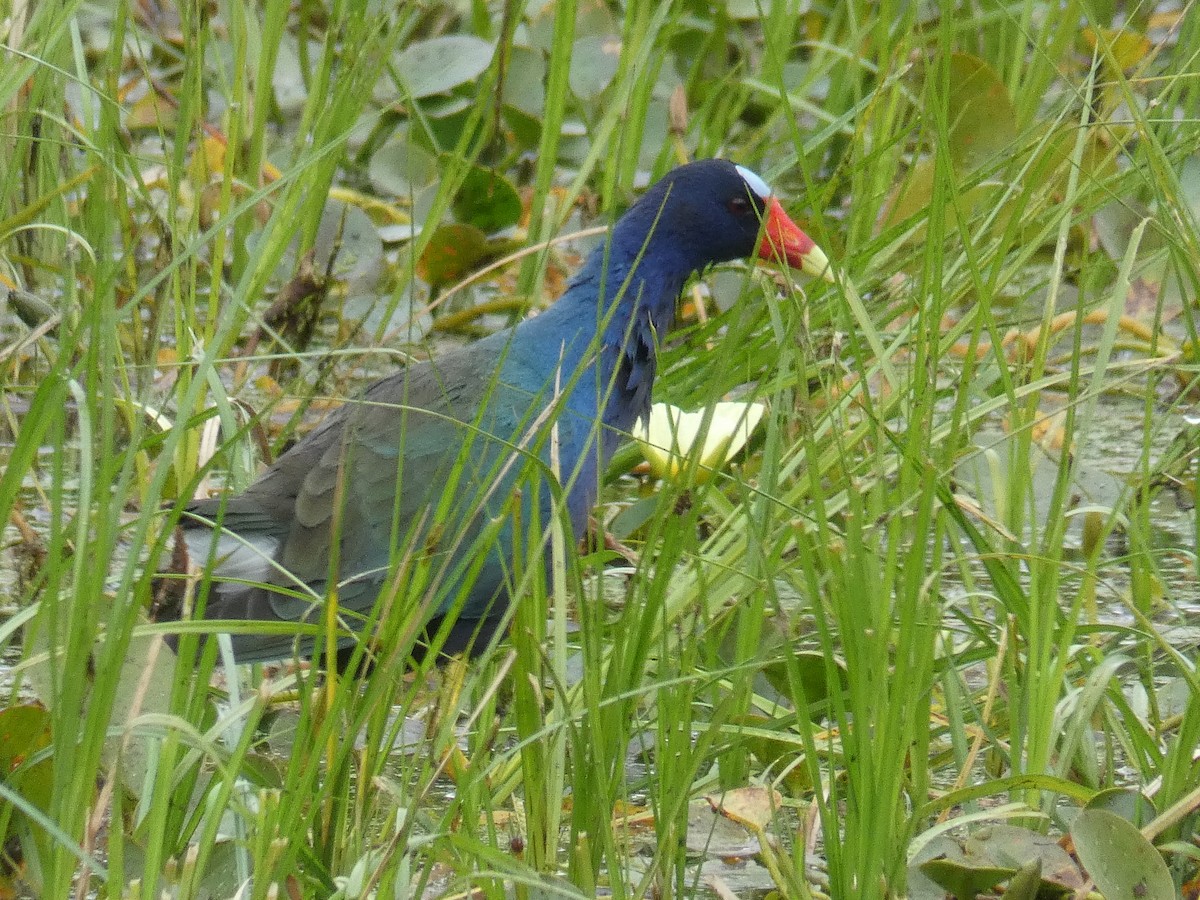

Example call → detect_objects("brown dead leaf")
706 785 782 833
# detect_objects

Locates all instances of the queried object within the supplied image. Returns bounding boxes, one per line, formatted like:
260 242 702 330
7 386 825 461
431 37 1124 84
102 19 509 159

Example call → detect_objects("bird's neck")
548 216 697 430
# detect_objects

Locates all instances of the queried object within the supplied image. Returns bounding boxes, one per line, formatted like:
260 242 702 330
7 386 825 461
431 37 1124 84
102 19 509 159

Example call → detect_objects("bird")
155 158 831 667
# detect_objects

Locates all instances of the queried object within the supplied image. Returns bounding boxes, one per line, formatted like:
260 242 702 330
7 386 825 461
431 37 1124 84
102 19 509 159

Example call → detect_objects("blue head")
613 159 791 274
574 159 826 324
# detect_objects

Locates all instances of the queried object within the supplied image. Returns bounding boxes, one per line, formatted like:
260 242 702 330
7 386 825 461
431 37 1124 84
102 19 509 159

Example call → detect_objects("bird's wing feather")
254 343 570 623
180 328 598 651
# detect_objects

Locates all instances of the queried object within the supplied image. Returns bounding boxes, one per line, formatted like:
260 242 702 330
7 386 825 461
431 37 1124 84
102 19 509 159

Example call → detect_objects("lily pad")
368 140 440 198
1084 787 1156 828
882 52 1021 232
503 45 546 118
917 824 1086 897
705 785 781 832
1083 26 1152 73
920 851 1012 897
271 34 312 114
453 166 523 233
1000 857 1044 900
417 222 490 287
1071 808 1174 900
503 103 543 149
569 34 621 102
760 650 849 720
685 801 759 857
395 35 495 99
315 201 384 292
731 715 811 793
0 704 55 892
0 703 51 768
943 52 1019 173
966 826 1083 890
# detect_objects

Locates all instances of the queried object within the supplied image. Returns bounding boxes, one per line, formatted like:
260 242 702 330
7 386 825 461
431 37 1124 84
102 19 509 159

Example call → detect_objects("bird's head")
627 158 832 281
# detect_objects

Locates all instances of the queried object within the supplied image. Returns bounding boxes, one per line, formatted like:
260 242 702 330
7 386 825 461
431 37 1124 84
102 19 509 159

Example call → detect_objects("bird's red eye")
728 195 751 215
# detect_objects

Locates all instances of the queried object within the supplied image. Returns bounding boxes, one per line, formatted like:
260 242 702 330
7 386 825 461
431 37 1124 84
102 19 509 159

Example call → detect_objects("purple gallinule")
157 159 830 665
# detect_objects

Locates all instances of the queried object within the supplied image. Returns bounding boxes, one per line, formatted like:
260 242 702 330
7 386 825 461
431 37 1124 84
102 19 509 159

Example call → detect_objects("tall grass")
1 1 1197 898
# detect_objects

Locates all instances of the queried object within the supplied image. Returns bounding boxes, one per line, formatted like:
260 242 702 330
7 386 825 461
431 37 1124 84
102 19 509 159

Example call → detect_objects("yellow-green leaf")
634 402 766 482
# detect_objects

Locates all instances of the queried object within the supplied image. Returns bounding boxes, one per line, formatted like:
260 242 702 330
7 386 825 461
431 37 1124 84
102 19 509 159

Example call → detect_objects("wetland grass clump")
1 2 1197 897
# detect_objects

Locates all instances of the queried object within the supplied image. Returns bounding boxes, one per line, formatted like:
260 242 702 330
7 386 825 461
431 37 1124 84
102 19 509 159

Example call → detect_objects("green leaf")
417 222 490 286
731 715 812 795
1071 809 1175 900
396 35 495 99
453 167 523 233
919 855 1011 898
1085 788 1157 828
1002 857 1044 900
969 826 1083 891
0 703 51 769
607 493 660 540
568 35 621 103
633 402 767 482
760 651 848 720
503 104 543 149
368 140 440 198
943 52 1019 173
0 706 56 890
918 825 1087 898
503 45 546 118
1083 26 1152 73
